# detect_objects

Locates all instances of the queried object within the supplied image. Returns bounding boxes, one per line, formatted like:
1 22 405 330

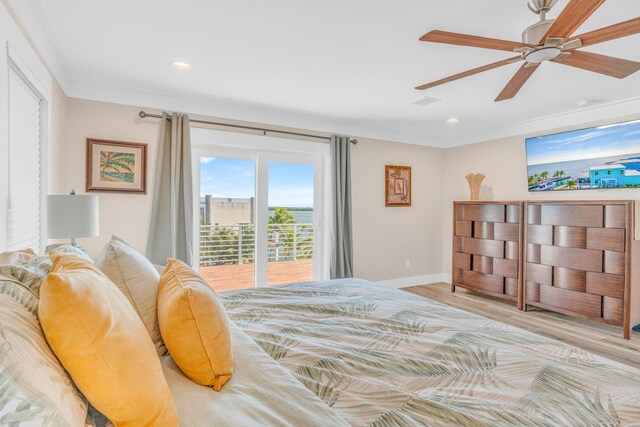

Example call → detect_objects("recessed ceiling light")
171 61 192 70
447 118 460 124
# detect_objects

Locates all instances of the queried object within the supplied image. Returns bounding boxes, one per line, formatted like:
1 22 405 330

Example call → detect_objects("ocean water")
103 171 134 183
527 153 640 180
269 208 314 224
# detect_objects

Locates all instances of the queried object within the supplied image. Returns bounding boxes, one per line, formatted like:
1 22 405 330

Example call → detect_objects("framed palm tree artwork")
86 138 147 193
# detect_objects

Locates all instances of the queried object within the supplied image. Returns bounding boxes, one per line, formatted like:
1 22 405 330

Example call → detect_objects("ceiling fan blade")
495 63 540 102
552 50 640 78
415 56 522 90
566 17 640 48
420 30 530 52
543 0 605 39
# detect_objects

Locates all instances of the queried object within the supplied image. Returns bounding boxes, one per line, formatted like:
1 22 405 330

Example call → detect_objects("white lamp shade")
47 195 99 239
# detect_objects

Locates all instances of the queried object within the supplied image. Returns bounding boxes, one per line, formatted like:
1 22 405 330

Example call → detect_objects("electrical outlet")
405 259 411 268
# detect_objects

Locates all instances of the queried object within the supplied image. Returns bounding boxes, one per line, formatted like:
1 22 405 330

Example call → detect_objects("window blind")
7 67 43 252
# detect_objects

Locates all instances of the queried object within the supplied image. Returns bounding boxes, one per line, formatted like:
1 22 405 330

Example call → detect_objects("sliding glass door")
198 154 256 291
192 129 329 291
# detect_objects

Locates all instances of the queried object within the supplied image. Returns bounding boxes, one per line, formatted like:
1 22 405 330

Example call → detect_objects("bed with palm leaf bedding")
220 279 640 426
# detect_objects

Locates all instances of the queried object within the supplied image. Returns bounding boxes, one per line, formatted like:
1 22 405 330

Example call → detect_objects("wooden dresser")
451 200 640 339
452 202 523 308
524 201 640 339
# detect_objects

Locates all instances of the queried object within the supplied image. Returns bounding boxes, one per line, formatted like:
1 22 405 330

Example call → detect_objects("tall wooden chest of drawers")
452 202 524 308
452 200 640 339
523 201 640 339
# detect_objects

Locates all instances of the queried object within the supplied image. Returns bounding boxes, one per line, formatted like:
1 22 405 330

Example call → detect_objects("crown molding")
4 0 70 90
64 80 447 148
444 96 640 147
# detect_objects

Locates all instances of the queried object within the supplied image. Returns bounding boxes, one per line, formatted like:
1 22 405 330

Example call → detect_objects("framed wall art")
86 138 147 193
385 165 411 207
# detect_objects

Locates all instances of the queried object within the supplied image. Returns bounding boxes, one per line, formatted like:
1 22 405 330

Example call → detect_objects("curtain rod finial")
139 111 147 118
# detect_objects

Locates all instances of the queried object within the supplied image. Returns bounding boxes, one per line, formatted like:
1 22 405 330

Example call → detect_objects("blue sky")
200 158 314 207
526 119 640 165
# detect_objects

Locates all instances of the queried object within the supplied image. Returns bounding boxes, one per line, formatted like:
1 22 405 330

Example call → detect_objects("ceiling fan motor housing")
522 19 555 45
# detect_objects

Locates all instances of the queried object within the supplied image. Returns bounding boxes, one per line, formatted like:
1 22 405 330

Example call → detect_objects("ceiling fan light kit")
416 0 640 101
524 46 562 63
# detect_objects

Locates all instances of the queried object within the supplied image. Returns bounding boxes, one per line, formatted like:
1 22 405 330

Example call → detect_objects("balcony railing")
199 223 314 267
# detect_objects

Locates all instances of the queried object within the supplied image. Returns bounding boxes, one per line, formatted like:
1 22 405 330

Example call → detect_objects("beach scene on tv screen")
526 120 640 191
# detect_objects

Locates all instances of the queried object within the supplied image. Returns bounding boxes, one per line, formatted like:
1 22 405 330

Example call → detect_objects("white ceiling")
12 0 640 147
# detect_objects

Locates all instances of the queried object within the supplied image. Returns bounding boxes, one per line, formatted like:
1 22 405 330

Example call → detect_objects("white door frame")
260 150 326 283
191 128 331 286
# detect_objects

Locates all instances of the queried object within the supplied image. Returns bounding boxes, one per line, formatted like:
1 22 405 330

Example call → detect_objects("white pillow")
95 236 166 356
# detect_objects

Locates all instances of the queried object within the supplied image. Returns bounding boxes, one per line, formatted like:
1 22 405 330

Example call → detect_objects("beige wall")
50 80 69 194
56 95 640 282
351 138 444 281
54 97 445 282
48 94 640 282
55 99 161 255
442 114 640 275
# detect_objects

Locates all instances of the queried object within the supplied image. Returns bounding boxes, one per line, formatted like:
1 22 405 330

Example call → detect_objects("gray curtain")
146 112 194 266
330 135 353 279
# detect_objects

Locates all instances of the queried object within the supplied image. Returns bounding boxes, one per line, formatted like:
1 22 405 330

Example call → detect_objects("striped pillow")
0 275 38 317
0 245 92 298
0 294 88 426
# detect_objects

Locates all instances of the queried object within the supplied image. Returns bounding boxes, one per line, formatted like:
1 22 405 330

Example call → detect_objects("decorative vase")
465 173 485 201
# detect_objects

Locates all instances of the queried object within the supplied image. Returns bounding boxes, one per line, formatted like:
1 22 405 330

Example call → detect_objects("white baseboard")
377 273 451 289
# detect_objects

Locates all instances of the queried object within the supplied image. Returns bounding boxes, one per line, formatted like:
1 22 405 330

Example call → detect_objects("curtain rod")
138 111 357 144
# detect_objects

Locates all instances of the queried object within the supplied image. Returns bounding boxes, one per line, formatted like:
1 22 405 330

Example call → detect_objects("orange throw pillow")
158 259 233 391
39 253 179 426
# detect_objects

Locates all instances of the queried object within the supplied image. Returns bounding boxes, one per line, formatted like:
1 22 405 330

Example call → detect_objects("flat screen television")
526 119 640 191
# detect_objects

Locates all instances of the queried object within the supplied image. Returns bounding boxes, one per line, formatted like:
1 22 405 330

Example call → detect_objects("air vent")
412 96 441 106
578 99 606 108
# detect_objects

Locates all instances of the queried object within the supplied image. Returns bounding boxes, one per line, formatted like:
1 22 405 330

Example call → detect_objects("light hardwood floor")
403 283 640 370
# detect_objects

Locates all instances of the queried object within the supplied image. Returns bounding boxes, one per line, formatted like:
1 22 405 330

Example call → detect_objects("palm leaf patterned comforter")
220 279 640 427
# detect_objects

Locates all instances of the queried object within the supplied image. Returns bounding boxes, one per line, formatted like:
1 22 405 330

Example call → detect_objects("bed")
220 279 640 427
3 248 640 426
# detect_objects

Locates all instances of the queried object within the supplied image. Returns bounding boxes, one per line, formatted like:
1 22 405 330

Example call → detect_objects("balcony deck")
200 259 313 293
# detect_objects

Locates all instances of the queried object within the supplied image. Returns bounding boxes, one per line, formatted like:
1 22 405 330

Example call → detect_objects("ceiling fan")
416 0 640 101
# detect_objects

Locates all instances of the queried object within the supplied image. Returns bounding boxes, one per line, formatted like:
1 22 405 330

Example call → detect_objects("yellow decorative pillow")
158 259 233 391
39 253 179 426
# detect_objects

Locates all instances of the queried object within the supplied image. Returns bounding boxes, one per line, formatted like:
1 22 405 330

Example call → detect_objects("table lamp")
47 191 99 245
